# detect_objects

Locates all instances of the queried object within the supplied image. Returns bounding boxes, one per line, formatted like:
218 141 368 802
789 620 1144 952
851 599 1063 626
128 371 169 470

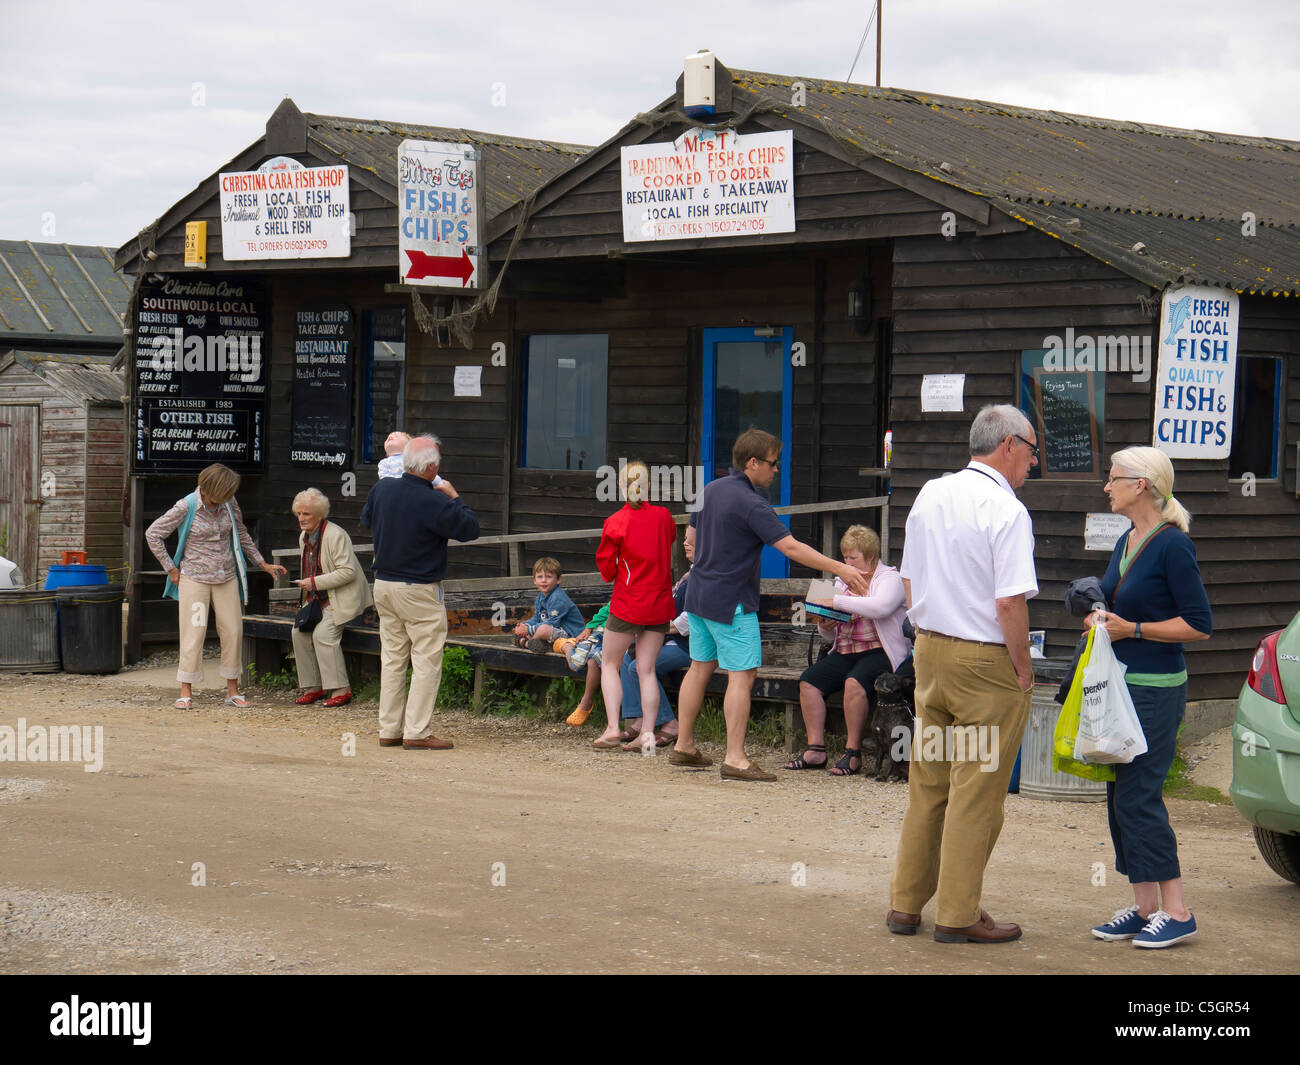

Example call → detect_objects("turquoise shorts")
687 604 762 672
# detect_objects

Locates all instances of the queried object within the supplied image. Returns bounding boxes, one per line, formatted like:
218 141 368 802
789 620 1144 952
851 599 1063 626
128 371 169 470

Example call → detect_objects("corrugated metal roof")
3 349 124 406
0 242 130 346
304 113 591 220
731 71 1300 295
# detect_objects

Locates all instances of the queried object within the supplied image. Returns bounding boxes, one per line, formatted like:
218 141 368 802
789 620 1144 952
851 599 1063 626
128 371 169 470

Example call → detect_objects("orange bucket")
61 550 88 565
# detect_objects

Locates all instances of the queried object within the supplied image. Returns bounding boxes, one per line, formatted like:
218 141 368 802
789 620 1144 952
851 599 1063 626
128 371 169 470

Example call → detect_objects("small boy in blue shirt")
513 557 586 652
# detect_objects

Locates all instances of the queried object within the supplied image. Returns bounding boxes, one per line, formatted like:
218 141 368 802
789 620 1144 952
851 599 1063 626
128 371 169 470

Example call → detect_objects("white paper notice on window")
921 374 965 412
453 365 482 397
1085 513 1131 552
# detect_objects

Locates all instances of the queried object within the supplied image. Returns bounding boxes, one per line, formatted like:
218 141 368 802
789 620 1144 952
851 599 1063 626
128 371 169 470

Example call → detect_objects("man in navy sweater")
361 435 480 750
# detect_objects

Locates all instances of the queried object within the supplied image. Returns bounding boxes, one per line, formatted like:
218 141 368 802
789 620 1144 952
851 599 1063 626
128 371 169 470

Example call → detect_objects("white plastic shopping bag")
1073 626 1148 764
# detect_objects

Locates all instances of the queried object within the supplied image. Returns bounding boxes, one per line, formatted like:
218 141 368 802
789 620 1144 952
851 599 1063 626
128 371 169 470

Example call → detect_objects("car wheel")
1254 826 1300 885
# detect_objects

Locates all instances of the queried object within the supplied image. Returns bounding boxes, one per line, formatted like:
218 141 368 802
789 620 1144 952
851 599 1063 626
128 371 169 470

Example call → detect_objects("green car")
1231 610 1300 884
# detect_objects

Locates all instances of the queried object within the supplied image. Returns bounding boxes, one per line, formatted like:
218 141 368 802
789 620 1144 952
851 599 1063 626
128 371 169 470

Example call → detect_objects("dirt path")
1 667 1295 974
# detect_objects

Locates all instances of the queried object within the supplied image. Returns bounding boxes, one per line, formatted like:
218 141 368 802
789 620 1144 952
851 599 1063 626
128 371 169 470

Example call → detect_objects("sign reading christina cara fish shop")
219 157 351 260
397 140 482 289
620 128 794 243
1152 284 1240 459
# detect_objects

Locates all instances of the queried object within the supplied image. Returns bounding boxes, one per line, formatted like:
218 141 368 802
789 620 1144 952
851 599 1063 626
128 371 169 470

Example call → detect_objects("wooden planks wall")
889 229 1300 700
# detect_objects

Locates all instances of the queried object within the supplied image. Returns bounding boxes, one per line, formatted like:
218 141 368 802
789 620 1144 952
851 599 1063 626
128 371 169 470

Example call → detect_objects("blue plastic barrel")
44 564 109 590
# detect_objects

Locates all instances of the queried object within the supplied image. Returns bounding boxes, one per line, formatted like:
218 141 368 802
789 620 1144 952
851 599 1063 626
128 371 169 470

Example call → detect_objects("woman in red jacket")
593 460 676 751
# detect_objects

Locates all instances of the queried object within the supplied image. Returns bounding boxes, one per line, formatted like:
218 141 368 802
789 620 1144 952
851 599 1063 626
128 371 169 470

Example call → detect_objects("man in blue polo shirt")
361 435 479 751
673 428 872 781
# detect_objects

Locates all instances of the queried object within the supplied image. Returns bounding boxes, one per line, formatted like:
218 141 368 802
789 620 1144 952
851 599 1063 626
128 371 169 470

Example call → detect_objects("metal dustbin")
1020 655 1107 802
0 589 60 672
56 584 124 675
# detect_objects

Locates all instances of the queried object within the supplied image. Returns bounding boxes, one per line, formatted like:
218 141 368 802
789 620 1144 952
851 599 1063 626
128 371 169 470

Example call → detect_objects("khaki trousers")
177 576 243 684
372 579 448 741
890 632 1031 928
291 603 349 691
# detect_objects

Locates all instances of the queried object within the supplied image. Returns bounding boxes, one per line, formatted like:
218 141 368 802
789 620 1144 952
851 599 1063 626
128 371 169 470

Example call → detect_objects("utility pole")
876 0 883 86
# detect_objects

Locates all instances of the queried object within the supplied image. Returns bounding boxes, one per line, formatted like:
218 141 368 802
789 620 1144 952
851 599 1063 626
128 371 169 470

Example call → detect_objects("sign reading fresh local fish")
132 276 268 473
621 129 794 243
219 156 350 260
397 140 481 289
1152 284 1240 459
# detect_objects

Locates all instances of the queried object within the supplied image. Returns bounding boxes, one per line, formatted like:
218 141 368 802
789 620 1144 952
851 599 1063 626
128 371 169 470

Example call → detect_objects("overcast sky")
2 0 1297 248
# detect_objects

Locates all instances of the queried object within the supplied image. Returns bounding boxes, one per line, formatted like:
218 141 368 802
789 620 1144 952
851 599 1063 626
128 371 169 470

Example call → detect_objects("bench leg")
472 662 485 713
784 702 795 756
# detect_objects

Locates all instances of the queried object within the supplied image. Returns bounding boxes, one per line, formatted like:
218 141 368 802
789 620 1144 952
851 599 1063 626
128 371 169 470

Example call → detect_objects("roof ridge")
731 69 1300 152
302 112 590 154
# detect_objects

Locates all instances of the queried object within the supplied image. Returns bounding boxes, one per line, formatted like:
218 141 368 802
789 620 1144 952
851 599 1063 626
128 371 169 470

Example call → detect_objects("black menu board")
1032 368 1100 479
291 305 354 468
365 308 406 463
132 276 268 473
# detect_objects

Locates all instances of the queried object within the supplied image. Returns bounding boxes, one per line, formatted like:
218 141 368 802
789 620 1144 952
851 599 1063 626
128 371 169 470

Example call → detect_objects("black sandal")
783 744 827 770
828 748 862 777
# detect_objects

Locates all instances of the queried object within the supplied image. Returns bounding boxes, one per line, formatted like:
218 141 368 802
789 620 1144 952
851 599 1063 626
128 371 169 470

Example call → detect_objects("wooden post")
881 500 890 563
784 702 795 756
472 661 485 712
508 541 522 577
821 512 834 577
126 476 144 663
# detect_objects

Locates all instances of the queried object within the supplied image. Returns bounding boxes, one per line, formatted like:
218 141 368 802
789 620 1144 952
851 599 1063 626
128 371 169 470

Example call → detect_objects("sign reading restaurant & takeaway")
218 156 351 261
621 128 794 243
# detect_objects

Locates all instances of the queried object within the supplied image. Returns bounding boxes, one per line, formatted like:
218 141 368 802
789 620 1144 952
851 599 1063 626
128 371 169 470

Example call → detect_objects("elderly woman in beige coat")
290 488 373 707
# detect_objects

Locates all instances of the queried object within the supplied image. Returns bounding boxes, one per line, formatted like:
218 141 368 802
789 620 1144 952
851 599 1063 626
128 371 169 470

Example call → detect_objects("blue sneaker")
1132 910 1197 949
1091 905 1148 941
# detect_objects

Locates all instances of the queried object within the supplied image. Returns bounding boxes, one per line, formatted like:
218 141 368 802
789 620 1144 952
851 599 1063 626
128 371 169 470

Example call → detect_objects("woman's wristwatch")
1134 621 1143 640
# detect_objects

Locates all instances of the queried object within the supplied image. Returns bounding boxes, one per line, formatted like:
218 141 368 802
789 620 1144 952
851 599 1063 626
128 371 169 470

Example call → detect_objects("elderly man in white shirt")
887 404 1039 944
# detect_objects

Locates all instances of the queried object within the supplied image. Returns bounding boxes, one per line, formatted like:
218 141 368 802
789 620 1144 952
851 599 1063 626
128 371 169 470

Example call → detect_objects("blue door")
701 327 793 578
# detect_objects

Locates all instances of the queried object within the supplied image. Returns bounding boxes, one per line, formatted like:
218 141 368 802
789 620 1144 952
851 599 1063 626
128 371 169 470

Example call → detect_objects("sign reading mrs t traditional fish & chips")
219 157 350 260
621 129 794 243
398 140 481 289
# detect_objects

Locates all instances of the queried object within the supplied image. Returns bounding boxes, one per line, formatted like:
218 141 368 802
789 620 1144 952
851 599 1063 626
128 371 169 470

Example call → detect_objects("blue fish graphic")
1164 296 1191 345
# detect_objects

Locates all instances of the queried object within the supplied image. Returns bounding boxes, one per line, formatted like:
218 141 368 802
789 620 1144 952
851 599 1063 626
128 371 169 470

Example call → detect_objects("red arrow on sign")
404 248 475 286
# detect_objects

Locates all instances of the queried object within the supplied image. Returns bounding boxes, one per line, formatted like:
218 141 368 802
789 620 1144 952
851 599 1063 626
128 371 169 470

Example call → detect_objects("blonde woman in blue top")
1087 447 1212 949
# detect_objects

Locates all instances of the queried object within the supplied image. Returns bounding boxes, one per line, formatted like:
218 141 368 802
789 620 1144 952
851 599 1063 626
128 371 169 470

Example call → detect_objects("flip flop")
592 736 624 749
174 697 192 709
224 695 251 708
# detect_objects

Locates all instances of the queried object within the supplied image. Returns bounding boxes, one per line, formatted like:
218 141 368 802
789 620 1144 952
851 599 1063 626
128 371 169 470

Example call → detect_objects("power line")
846 2 879 83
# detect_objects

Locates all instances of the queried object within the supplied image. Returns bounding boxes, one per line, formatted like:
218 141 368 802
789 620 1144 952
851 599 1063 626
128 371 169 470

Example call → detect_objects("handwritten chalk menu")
1032 369 1100 478
291 306 354 468
132 276 268 473
364 308 406 462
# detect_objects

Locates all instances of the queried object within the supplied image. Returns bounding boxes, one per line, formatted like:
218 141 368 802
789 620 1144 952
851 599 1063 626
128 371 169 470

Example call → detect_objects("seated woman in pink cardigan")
784 524 911 776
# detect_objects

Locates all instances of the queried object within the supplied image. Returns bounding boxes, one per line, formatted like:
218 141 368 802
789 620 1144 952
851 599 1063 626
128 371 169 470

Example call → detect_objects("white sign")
453 365 482 397
921 374 965 412
1085 513 1131 551
1152 284 1240 459
620 128 794 243
398 140 480 289
219 157 350 260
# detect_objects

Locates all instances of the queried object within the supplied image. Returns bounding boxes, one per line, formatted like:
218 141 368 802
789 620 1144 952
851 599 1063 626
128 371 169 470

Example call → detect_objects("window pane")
523 335 607 469
363 308 405 463
714 340 783 503
1229 356 1281 479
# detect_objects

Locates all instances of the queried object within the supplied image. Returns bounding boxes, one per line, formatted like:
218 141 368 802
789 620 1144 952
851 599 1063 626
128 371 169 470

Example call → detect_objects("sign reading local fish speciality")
620 128 794 243
1152 284 1240 459
397 140 481 289
219 156 351 260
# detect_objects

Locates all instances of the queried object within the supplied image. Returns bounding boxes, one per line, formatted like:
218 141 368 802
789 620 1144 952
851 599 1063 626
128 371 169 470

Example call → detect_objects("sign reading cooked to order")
219 156 350 260
620 128 794 243
397 140 481 289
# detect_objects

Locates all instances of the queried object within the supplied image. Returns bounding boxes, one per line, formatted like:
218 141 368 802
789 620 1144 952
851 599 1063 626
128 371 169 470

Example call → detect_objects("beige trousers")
372 579 448 740
177 576 243 684
890 632 1031 928
291 603 349 691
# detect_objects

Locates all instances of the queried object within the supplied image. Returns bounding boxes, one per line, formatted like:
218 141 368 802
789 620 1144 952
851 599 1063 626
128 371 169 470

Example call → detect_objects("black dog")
871 667 916 782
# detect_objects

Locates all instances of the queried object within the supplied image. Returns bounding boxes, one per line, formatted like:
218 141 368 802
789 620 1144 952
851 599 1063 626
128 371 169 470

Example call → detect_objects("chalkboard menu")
132 276 268 473
291 305 354 468
364 308 406 463
1030 367 1101 479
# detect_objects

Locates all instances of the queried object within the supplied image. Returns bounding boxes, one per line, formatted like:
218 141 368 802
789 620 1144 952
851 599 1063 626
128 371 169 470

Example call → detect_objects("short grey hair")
292 487 330 518
403 434 442 474
969 404 1033 457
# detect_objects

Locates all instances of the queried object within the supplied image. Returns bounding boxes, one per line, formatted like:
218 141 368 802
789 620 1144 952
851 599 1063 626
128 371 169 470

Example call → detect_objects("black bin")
56 583 124 674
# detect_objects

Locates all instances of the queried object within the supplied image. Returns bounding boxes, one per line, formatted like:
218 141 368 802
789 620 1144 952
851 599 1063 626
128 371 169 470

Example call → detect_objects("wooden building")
115 66 1300 705
0 241 130 584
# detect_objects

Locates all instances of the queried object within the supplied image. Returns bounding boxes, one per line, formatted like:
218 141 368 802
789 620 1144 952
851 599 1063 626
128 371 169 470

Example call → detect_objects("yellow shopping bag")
1053 626 1117 783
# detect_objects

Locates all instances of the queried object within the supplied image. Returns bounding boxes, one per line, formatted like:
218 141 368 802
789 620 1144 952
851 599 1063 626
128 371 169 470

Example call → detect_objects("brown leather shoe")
720 761 776 782
669 747 713 767
403 736 454 750
934 909 1022 943
378 737 402 747
886 909 921 935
